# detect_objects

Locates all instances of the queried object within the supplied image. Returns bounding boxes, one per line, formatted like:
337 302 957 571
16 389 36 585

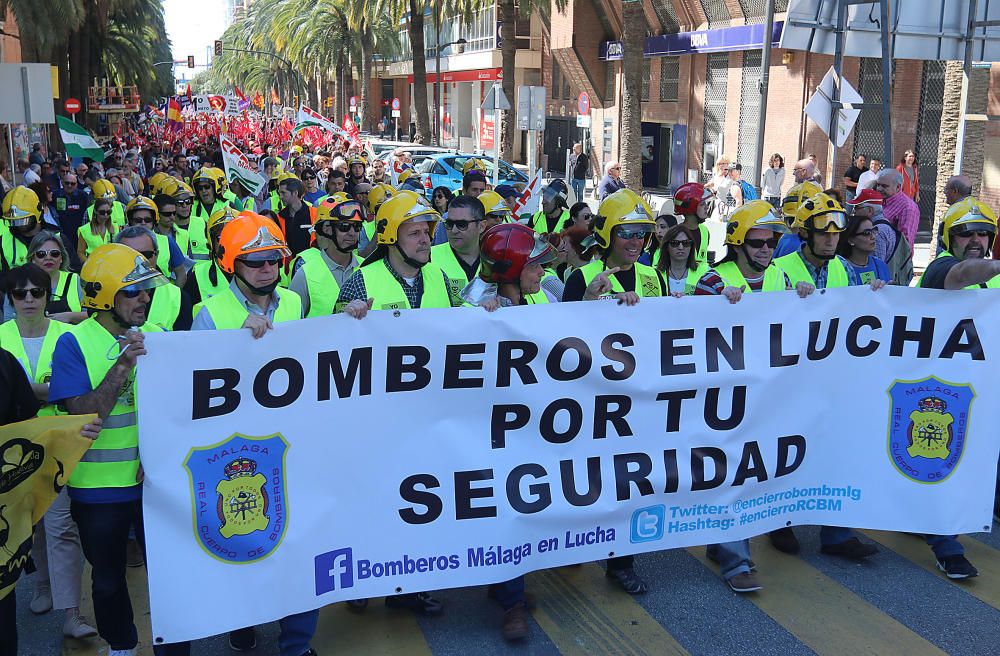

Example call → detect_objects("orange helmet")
217 211 291 274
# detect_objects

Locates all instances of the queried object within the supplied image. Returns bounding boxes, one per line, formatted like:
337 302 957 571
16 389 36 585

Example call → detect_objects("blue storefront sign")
599 21 784 60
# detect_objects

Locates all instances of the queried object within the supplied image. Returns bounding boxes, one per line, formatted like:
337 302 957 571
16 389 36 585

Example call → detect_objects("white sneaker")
64 613 98 639
29 583 52 614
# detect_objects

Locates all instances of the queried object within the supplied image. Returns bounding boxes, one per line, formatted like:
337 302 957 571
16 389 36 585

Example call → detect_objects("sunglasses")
334 222 362 233
302 174 317 180
34 249 62 259
122 288 148 299
445 219 481 231
130 216 156 225
615 228 651 241
194 185 213 191
95 210 111 217
956 230 992 239
855 228 877 237
744 237 781 249
667 239 691 248
160 211 176 217
175 199 193 206
10 287 46 300
138 250 156 259
239 256 281 268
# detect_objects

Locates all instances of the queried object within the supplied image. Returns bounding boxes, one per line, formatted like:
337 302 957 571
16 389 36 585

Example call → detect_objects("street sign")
516 86 546 131
64 98 81 115
577 92 590 116
576 115 591 128
391 110 401 118
480 118 495 150
391 97 400 111
481 85 511 111
349 96 357 109
804 66 863 147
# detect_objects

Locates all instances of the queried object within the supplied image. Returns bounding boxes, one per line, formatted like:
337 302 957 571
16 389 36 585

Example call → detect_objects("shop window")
659 57 678 102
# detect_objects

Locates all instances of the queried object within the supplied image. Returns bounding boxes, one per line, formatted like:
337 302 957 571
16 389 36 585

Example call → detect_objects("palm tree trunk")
408 0 431 145
931 61 963 248
336 62 347 122
359 25 374 133
619 1 646 191
498 0 516 162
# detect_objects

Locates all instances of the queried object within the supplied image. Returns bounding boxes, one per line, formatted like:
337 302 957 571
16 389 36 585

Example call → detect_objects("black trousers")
0 591 16 656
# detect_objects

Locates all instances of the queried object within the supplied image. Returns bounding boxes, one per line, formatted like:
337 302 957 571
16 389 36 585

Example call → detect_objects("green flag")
56 115 105 162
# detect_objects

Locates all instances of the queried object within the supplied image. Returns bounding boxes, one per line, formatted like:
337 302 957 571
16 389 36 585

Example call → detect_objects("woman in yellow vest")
562 188 667 304
0 262 98 639
655 223 708 296
76 198 114 264
25 230 86 324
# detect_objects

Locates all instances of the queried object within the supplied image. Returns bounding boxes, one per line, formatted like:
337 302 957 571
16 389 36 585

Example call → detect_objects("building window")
659 56 679 102
699 0 732 28
642 59 651 102
738 0 767 25
552 59 562 100
562 73 570 102
651 0 680 33
606 62 616 102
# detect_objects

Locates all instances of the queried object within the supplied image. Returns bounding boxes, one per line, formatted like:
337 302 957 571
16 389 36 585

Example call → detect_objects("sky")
163 0 227 67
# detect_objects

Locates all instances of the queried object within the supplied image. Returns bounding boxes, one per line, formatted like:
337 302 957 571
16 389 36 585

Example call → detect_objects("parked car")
415 153 528 196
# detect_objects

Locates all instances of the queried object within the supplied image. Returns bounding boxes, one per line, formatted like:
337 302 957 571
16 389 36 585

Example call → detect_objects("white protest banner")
219 135 266 196
293 104 351 140
138 287 1000 643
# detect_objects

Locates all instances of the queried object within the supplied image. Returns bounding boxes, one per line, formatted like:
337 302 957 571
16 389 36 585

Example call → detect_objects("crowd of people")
1 133 997 656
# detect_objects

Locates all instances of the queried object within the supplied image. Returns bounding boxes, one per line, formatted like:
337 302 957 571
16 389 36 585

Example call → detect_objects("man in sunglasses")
53 173 89 268
114 226 193 332
124 196 190 288
289 196 362 317
48 242 169 656
300 167 327 206
430 195 487 298
529 178 571 236
1 187 47 271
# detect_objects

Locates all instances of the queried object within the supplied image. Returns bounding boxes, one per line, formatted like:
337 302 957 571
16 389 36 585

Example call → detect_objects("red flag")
253 91 264 110
186 84 192 103
234 85 248 103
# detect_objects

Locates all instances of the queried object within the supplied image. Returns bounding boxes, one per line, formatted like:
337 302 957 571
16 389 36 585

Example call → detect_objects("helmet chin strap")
394 242 426 270
806 231 835 261
235 270 279 295
740 245 768 272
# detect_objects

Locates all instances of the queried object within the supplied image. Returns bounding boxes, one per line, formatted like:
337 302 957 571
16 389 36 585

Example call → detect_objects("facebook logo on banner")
314 548 354 594
630 505 665 543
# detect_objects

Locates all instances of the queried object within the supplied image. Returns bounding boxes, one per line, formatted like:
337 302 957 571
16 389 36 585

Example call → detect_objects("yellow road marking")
861 530 1000 610
687 538 947 656
528 564 688 656
312 599 433 656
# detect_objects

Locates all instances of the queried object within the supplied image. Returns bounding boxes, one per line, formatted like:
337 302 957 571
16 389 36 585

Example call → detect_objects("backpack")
872 217 914 286
738 180 758 201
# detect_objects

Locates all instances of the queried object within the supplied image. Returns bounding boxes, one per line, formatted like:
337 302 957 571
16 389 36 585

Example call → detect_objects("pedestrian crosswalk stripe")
527 565 688 656
687 537 947 656
312 600 433 656
860 530 1000 610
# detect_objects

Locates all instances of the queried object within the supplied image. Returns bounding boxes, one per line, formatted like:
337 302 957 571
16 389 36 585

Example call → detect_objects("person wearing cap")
338 191 463 317
48 243 169 656
152 193 190 259
289 195 362 317
346 155 368 194
530 179 571 236
430 195 486 298
184 207 238 309
671 182 716 264
432 172 489 245
493 184 520 212
771 181 823 259
845 188 913 285
301 166 327 205
84 179 127 230
359 183 394 258
352 182 373 220
165 179 211 263
190 211 302 334
1 187 47 271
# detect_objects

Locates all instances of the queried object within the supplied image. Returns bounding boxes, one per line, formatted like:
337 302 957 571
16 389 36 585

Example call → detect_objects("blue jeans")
571 178 586 201
925 535 964 559
153 610 319 656
489 577 525 610
707 540 751 580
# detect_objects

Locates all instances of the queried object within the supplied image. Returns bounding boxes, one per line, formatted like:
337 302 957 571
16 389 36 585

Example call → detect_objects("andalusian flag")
56 116 105 162
293 104 351 139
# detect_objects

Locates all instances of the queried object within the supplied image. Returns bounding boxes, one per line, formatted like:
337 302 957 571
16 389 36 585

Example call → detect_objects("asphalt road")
15 524 1000 655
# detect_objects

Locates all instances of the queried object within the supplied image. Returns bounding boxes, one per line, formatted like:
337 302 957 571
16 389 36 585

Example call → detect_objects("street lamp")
433 13 467 147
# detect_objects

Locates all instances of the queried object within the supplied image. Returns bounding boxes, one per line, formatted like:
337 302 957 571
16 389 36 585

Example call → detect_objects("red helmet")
673 182 714 216
479 223 555 284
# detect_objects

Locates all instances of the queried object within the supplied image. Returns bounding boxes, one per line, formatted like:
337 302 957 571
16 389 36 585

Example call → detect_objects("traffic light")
187 55 195 68
214 40 223 57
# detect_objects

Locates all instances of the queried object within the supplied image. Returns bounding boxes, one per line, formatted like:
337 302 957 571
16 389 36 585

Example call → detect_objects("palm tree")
619 1 646 191
0 0 85 62
346 0 403 132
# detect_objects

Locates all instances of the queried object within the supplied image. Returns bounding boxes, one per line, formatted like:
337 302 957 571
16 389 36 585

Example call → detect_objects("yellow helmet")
148 172 168 195
276 170 299 185
781 181 822 218
792 192 847 232
80 243 168 311
208 206 241 235
397 169 417 187
367 183 394 214
941 197 997 251
2 187 42 226
91 179 118 201
593 188 655 250
168 179 194 201
348 155 367 169
726 199 789 246
461 158 487 176
374 191 440 246
478 190 511 219
125 196 160 224
191 167 226 195
315 195 364 226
